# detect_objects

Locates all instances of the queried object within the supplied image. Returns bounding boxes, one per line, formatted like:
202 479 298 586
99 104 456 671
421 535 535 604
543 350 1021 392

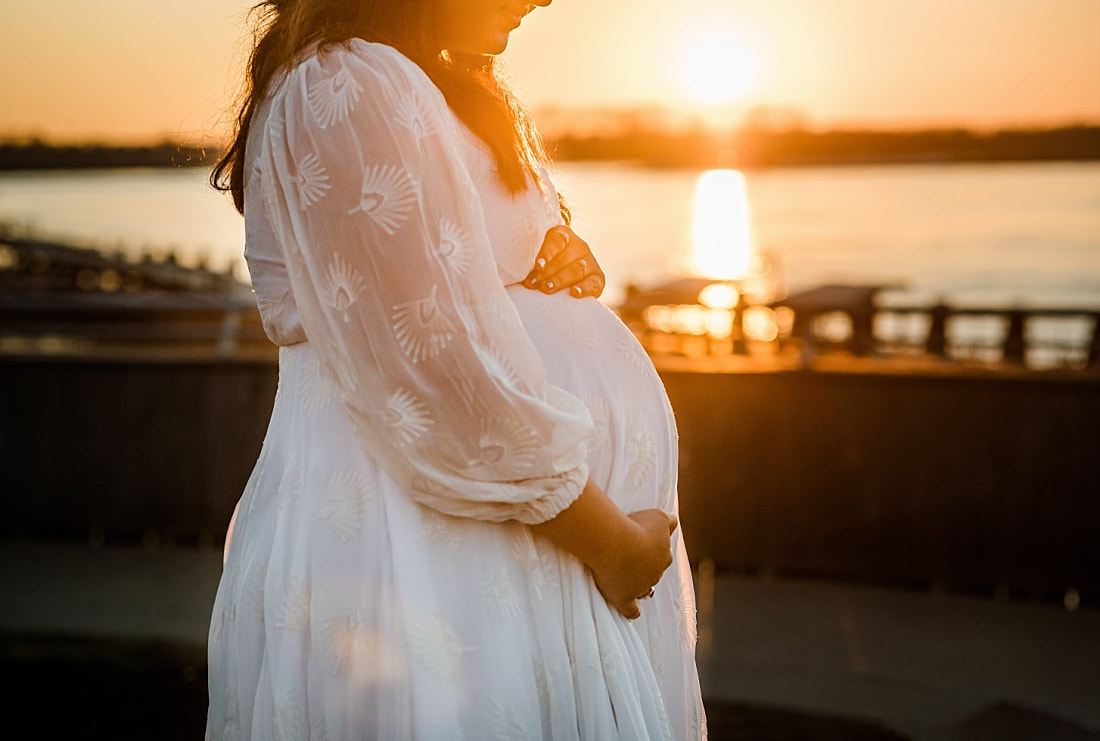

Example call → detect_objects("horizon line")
2 117 1099 150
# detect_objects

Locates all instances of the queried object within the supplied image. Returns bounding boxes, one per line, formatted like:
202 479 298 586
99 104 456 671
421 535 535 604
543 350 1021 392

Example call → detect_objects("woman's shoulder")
260 39 458 157
285 39 435 96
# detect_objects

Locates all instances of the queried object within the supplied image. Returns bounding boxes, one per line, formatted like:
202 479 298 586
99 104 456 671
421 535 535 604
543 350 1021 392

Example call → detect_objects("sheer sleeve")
253 40 591 524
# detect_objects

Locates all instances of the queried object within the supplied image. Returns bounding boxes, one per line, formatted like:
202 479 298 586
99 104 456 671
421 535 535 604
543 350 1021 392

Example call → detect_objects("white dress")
206 40 705 741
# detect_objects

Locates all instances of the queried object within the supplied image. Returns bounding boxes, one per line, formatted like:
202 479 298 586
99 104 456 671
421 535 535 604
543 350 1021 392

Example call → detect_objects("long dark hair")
212 0 549 215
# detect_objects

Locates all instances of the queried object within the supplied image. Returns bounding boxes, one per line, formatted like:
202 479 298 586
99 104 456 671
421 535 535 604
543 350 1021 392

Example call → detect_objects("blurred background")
1 1 1098 739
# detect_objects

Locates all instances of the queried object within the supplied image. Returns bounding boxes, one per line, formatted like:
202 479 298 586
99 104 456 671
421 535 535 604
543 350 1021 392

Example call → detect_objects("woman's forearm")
531 478 638 573
532 478 676 619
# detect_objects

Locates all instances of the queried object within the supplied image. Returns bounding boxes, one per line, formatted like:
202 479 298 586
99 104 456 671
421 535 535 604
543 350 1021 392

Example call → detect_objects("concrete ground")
695 568 1100 740
1 541 1098 740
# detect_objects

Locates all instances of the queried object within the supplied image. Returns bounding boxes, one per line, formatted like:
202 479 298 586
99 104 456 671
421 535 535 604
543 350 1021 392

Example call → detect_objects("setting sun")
678 31 760 105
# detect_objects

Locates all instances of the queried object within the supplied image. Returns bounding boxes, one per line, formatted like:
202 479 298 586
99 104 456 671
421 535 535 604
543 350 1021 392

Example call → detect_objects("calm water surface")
1 161 1098 308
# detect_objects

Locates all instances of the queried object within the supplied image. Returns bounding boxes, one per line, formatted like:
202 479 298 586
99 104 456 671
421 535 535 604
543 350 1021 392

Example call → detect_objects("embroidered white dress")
206 40 704 741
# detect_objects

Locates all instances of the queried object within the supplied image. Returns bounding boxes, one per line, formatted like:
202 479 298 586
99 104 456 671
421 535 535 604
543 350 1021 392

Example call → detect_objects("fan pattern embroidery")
392 285 458 362
348 164 418 235
307 58 363 128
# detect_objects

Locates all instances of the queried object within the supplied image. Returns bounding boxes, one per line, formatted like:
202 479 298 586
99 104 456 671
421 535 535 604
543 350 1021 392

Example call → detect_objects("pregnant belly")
506 287 679 514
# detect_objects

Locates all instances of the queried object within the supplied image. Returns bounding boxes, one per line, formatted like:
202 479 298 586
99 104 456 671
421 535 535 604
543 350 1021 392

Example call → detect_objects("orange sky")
0 0 1097 143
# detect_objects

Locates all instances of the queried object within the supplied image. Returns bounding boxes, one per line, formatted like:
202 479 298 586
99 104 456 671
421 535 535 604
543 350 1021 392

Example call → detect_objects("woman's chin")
478 37 511 56
448 30 512 57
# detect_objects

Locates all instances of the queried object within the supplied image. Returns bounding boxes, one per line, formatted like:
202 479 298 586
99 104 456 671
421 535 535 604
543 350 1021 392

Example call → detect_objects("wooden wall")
662 367 1100 599
0 356 276 544
2 354 1096 597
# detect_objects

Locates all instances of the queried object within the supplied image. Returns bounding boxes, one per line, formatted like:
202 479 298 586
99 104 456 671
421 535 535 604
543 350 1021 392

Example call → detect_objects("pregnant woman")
206 1 705 738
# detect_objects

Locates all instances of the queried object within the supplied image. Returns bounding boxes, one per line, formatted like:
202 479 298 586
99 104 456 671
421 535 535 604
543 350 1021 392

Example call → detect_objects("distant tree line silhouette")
0 140 212 170
550 124 1100 168
1 125 1097 170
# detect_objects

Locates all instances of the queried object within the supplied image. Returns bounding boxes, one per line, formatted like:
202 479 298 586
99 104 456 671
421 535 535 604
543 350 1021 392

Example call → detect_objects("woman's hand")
524 225 606 299
589 509 678 620
530 480 677 621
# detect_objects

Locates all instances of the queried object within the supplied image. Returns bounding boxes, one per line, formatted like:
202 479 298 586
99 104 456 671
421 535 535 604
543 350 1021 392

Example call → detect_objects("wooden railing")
879 305 1099 367
778 285 1100 369
623 281 1100 371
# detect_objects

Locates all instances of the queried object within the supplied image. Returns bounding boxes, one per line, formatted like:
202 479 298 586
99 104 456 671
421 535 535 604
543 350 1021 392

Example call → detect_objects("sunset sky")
0 0 1097 143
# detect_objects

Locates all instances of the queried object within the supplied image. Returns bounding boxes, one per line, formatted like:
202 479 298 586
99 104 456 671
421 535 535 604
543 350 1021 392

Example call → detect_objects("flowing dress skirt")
207 288 705 740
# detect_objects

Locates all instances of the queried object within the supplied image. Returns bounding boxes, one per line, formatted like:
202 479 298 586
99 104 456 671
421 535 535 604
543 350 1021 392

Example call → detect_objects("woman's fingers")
619 599 641 620
630 509 678 540
538 227 586 276
590 507 678 620
524 226 605 298
540 259 588 294
540 254 606 297
569 275 605 299
523 227 570 287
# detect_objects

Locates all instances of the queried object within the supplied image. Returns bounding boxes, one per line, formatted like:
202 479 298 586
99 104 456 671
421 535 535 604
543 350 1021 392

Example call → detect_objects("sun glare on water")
693 169 754 280
678 30 760 105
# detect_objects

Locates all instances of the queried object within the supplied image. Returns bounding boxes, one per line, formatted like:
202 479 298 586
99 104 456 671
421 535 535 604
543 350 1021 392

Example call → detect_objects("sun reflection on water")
692 169 755 281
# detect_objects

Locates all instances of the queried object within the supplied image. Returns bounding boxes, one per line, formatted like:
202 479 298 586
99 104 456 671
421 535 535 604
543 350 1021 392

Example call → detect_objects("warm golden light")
644 305 733 339
698 283 740 310
692 169 755 280
2 4 1098 142
678 31 760 105
742 306 779 343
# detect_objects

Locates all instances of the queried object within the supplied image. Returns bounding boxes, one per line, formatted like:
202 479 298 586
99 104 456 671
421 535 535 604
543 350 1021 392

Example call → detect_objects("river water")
1 161 1098 309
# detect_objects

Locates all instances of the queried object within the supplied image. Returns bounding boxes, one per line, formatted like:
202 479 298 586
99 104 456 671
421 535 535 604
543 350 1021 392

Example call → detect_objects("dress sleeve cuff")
510 463 589 525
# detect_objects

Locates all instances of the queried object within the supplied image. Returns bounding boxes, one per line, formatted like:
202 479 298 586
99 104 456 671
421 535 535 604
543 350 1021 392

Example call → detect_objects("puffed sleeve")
253 40 592 524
